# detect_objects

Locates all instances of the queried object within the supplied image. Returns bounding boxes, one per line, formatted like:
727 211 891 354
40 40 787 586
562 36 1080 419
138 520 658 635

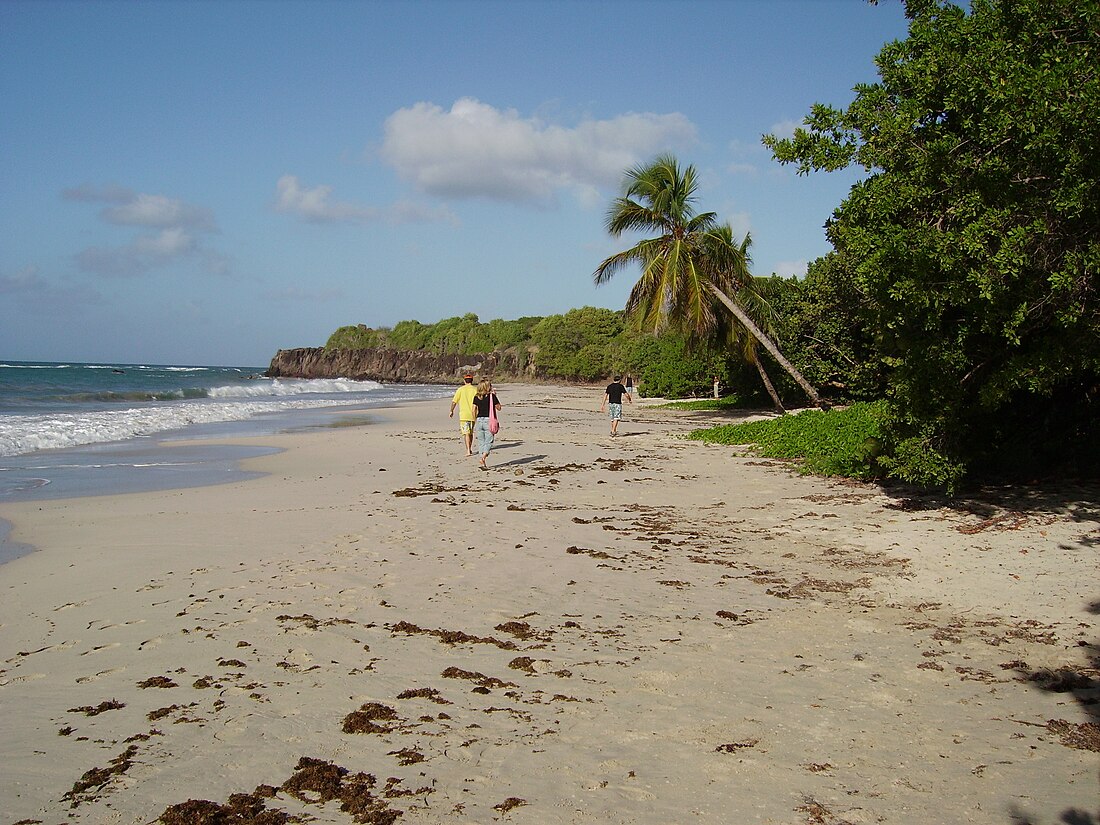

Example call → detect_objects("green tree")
530 307 624 380
703 229 790 411
621 332 716 398
764 0 1100 485
325 324 382 350
387 319 431 351
768 259 887 403
593 154 824 408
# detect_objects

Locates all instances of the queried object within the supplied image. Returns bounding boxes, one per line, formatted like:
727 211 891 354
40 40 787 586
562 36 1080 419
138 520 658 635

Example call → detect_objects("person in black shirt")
601 375 632 437
472 379 502 469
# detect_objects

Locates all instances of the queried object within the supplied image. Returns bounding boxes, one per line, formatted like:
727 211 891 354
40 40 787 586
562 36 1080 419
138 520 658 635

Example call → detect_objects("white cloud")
725 211 754 242
0 264 101 307
78 228 198 277
768 119 802 140
726 138 765 175
727 162 758 176
274 175 458 226
379 97 697 204
274 175 377 224
772 259 809 278
65 185 222 277
102 193 217 231
0 265 47 294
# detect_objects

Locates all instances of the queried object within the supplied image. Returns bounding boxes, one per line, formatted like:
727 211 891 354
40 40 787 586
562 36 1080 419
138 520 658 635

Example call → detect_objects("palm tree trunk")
707 284 825 408
753 355 785 413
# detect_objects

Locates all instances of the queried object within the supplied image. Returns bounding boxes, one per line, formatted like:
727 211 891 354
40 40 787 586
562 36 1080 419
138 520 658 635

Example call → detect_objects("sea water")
0 360 451 503
0 360 453 563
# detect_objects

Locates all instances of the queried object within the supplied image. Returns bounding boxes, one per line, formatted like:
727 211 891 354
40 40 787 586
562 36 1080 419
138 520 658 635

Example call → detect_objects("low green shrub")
658 397 749 411
687 401 889 480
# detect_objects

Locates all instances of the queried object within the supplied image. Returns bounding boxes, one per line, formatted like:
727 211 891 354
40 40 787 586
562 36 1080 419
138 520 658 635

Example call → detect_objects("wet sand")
1 384 1096 824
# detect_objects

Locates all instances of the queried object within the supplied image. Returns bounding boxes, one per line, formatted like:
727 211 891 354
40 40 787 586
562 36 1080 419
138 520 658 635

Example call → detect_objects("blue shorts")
608 402 623 420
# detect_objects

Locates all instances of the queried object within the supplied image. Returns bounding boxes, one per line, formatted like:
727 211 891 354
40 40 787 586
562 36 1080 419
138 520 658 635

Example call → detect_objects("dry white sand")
1 384 1096 824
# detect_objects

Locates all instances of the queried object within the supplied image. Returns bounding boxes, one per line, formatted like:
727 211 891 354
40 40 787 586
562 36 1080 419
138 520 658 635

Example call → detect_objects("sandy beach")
1 384 1096 825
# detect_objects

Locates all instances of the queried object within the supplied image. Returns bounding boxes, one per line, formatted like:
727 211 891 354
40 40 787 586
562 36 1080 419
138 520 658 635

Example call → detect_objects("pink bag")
489 396 500 434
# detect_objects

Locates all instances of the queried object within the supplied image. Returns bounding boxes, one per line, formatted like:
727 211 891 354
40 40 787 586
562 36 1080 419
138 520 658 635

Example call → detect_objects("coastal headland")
266 346 535 384
1 385 1096 824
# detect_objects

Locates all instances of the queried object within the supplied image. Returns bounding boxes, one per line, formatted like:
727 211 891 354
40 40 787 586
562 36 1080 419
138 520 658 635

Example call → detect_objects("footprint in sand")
0 672 47 686
100 618 147 630
80 642 122 655
75 666 126 683
54 601 90 611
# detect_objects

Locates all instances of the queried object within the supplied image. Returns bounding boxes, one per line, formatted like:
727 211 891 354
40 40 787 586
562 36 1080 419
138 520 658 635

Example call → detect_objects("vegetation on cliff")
326 306 756 400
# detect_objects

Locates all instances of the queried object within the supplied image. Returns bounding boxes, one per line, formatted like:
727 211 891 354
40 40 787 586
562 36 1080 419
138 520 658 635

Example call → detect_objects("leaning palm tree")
593 154 823 408
716 278 789 412
703 225 788 411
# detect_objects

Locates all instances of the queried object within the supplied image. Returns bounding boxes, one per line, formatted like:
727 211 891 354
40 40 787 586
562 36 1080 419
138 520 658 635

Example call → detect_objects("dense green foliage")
687 402 890 480
326 314 541 356
764 0 1100 487
324 308 725 395
619 332 719 398
528 307 625 382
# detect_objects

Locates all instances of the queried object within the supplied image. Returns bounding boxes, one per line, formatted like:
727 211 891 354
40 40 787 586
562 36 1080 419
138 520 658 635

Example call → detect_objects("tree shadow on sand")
882 480 1100 540
883 480 1099 825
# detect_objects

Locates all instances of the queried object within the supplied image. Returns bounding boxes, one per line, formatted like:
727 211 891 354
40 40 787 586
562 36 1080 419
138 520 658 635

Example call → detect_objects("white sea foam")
0 363 71 369
0 397 365 457
207 377 382 398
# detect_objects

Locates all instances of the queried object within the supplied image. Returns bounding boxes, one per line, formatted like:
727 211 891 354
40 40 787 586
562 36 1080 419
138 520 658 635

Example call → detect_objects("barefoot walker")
448 374 478 457
601 375 631 437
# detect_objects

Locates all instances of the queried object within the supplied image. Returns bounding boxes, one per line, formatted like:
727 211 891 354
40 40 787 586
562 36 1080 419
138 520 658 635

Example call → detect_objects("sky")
0 0 911 368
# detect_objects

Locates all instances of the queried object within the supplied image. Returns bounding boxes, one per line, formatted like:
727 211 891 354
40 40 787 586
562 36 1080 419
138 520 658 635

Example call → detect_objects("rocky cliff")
265 347 536 384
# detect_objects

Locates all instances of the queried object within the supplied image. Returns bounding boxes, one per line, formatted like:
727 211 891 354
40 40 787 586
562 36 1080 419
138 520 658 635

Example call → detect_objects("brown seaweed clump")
63 745 139 807
388 747 426 766
158 789 295 824
494 797 528 813
1047 719 1100 752
441 666 516 691
137 675 179 689
281 757 404 824
494 621 536 639
508 657 537 674
342 702 400 734
389 620 518 650
68 699 125 716
395 687 450 704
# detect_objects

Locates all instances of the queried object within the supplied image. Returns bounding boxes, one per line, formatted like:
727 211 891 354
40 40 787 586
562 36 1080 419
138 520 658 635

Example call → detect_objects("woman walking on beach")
473 379 501 470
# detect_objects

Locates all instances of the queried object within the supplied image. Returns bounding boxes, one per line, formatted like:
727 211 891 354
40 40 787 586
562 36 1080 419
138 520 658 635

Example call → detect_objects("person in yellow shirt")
448 373 478 456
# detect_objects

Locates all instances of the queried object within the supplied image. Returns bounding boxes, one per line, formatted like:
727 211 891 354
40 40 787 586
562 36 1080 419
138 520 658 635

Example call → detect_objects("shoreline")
1 384 1096 823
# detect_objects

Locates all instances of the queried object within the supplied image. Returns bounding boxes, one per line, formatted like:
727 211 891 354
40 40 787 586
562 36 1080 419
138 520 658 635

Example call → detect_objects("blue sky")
0 0 910 367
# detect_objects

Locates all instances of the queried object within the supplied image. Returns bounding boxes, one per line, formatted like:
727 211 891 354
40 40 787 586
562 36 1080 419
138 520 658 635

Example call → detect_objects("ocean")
0 359 451 505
